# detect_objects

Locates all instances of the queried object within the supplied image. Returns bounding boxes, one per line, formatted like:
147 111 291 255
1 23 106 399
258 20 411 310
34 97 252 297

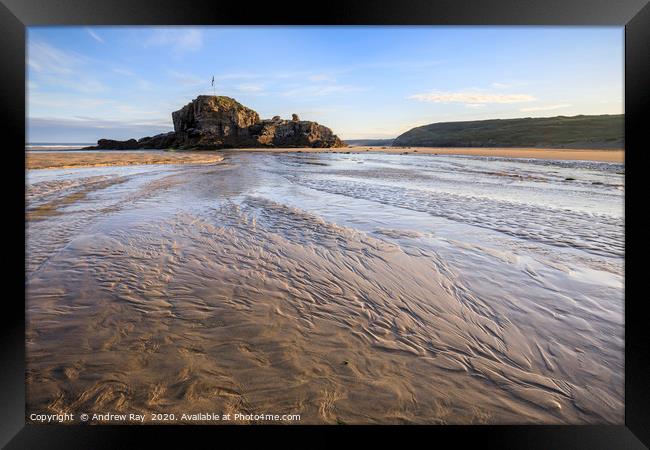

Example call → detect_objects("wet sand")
358 147 624 162
26 151 224 170
27 147 624 169
268 146 624 162
26 151 624 424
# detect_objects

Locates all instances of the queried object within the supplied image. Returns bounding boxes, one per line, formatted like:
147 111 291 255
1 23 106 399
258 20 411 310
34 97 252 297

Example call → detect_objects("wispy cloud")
214 70 317 82
111 67 153 91
408 90 536 104
520 103 571 112
145 29 203 55
29 95 110 109
34 71 106 94
28 41 106 93
112 68 134 76
281 83 365 98
214 72 263 81
46 77 106 93
28 117 172 141
491 80 538 89
236 83 265 93
27 91 171 124
168 70 205 87
308 74 335 82
86 28 105 44
28 41 88 75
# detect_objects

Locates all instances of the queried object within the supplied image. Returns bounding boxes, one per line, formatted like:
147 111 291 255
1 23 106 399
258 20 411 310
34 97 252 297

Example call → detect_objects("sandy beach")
259 146 624 162
351 147 624 162
26 151 624 424
27 147 624 170
26 151 224 170
22 22 628 428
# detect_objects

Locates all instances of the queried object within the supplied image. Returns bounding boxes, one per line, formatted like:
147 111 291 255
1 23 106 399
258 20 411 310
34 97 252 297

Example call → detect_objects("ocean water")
27 143 95 151
26 151 624 424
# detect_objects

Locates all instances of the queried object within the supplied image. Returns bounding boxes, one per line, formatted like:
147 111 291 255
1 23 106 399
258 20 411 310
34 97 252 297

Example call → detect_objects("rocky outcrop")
86 95 345 150
92 138 140 150
249 117 344 148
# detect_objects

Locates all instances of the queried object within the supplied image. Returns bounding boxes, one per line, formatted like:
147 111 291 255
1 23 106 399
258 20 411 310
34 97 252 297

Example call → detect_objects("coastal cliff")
85 95 345 150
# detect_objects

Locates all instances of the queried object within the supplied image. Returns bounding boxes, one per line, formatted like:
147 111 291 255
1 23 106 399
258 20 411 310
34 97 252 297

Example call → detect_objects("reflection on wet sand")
26 152 624 424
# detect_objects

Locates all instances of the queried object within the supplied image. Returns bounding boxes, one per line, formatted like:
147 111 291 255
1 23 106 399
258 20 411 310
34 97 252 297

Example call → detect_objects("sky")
27 26 624 142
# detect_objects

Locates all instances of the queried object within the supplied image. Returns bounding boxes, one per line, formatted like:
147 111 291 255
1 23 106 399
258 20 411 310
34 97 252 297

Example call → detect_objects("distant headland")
85 95 346 150
393 114 624 149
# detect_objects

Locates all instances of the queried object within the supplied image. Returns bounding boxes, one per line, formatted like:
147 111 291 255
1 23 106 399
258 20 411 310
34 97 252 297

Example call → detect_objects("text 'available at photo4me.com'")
29 412 302 424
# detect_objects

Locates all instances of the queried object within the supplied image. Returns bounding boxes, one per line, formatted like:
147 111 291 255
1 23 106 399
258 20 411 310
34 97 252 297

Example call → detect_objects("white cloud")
281 84 365 98
111 68 153 91
408 90 537 104
214 72 263 81
168 70 205 87
29 95 110 109
27 41 106 93
491 81 538 90
27 91 171 122
28 116 172 141
86 28 105 44
520 103 571 112
112 68 134 76
28 41 87 75
308 74 334 82
37 74 106 93
136 79 154 91
236 83 264 93
213 71 340 83
145 29 203 55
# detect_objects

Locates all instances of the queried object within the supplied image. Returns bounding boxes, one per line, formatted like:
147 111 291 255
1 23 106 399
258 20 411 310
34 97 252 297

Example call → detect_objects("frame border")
2 0 648 447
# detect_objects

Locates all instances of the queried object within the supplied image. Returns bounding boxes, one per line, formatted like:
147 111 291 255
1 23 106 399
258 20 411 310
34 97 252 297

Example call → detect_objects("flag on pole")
211 76 214 87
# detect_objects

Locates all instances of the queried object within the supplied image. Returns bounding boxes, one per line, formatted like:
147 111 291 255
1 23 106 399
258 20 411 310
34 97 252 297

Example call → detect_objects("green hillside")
393 114 623 149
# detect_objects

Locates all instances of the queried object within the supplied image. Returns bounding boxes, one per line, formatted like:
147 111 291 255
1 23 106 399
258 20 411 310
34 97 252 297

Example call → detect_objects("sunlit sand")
27 147 624 171
26 151 224 170
26 151 624 424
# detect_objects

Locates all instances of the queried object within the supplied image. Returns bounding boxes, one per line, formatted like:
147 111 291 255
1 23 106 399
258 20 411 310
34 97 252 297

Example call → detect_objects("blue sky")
27 26 623 142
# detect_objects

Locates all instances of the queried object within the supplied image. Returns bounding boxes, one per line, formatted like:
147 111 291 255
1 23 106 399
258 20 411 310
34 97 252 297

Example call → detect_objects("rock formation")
86 95 345 150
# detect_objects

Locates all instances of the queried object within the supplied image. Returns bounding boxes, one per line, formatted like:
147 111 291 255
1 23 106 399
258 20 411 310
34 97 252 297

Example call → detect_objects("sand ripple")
26 152 623 424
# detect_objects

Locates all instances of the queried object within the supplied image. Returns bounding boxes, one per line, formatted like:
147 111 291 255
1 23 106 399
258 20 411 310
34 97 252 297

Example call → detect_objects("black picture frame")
2 0 648 447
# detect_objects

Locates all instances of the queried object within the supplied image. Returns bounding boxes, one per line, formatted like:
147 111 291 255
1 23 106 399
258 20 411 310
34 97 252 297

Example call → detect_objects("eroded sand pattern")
26 152 624 424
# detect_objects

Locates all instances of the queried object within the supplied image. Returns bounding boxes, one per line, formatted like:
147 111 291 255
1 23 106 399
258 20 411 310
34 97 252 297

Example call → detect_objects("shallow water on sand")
26 151 624 424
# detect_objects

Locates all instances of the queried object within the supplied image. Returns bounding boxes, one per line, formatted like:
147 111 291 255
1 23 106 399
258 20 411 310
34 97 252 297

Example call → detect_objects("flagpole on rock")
211 76 215 96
